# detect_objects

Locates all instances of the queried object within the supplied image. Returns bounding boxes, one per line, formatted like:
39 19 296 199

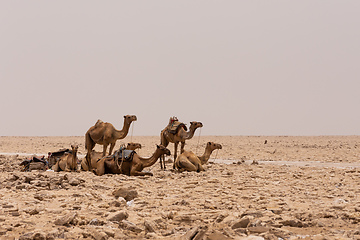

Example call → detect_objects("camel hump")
167 121 187 134
95 119 104 127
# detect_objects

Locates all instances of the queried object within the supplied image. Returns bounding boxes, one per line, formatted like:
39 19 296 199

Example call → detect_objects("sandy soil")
0 136 359 239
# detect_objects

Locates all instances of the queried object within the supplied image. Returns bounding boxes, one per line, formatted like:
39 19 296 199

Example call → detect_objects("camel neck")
185 126 198 140
140 150 162 168
199 148 213 165
115 120 131 139
72 151 77 163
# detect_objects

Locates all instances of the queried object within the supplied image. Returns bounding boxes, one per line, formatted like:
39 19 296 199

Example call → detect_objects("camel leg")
130 167 153 176
180 141 185 154
176 156 198 172
109 143 115 155
81 158 89 171
102 144 108 156
93 158 105 176
160 135 168 170
173 142 178 169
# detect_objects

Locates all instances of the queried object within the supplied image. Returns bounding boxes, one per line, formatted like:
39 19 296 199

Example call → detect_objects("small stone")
145 232 159 238
69 178 80 186
54 212 77 226
215 213 228 223
247 226 269 234
107 211 129 222
144 220 158 233
32 232 46 240
231 217 251 229
119 220 143 233
10 210 20 217
206 231 233 240
112 188 138 201
280 218 305 228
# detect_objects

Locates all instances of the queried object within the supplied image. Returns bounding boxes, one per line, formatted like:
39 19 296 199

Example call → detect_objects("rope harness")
195 127 202 155
130 121 135 143
115 144 126 173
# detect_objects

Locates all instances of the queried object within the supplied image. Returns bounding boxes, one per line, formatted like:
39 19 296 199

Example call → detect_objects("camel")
174 142 222 172
81 142 142 171
93 145 171 176
160 117 203 169
85 115 137 157
52 145 79 172
125 142 142 151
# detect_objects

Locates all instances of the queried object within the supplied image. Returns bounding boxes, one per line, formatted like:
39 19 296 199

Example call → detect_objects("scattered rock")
231 216 251 229
54 212 77 226
112 187 138 201
144 220 158 233
119 220 143 233
107 211 129 222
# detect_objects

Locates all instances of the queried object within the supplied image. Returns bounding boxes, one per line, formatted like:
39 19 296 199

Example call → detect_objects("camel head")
206 142 222 151
127 142 142 151
189 121 203 130
71 144 79 152
157 145 171 156
124 115 137 125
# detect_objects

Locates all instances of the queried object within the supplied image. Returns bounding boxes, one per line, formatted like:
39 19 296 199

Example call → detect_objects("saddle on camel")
20 155 48 171
93 144 171 176
166 117 187 135
92 145 136 175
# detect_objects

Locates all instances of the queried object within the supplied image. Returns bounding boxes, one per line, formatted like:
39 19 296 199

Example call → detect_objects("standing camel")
85 115 137 157
160 117 203 169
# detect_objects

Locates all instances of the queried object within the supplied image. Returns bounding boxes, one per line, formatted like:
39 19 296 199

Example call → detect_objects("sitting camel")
81 142 142 171
52 145 79 172
85 115 137 157
160 116 203 170
174 142 222 172
93 145 170 176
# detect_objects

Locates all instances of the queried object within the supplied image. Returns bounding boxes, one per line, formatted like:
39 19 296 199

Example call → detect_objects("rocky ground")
0 136 359 240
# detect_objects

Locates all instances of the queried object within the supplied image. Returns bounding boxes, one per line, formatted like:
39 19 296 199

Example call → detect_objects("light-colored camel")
85 115 137 157
52 145 79 172
160 117 203 169
81 142 142 171
174 142 222 172
93 145 171 176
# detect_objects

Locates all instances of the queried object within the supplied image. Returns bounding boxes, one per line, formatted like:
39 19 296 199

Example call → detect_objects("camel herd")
22 115 222 177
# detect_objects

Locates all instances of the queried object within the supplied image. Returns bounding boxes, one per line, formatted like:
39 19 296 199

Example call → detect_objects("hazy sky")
1 1 359 136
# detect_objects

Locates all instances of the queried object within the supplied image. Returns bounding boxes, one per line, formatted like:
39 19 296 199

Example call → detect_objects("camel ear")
208 142 211 145
156 145 160 148
123 115 126 118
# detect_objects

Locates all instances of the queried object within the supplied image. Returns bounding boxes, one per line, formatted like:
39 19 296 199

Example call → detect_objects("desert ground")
0 135 359 240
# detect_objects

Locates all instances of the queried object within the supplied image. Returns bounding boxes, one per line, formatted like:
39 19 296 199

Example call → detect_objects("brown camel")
85 115 137 157
81 142 141 171
174 142 222 172
93 145 171 176
125 142 142 151
52 145 79 172
160 117 203 169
